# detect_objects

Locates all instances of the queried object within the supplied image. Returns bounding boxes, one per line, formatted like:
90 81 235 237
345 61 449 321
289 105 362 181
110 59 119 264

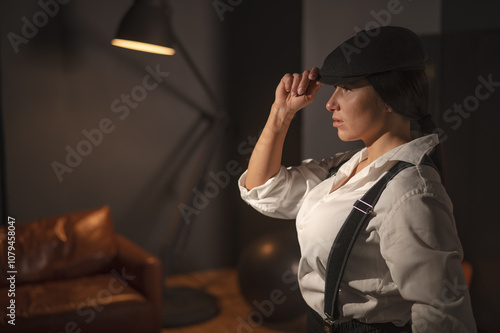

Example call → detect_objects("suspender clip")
323 313 337 333
353 199 373 215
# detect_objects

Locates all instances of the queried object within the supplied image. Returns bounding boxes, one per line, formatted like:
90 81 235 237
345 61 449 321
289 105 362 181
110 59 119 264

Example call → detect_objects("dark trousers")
306 308 412 333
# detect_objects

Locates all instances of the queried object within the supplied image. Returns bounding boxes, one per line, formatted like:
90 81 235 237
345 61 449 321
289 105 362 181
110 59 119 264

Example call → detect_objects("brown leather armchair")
0 206 162 333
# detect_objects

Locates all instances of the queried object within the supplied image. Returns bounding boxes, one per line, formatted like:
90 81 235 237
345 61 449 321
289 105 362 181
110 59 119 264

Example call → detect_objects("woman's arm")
245 68 322 190
379 190 477 333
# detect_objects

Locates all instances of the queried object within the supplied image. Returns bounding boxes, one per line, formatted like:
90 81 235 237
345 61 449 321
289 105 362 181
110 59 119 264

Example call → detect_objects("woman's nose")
326 88 340 112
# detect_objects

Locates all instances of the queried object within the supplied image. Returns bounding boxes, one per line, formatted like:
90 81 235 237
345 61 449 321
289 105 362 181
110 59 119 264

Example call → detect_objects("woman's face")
326 79 389 144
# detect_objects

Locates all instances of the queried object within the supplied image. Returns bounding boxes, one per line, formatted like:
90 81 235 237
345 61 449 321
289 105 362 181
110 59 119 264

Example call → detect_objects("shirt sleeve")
238 158 331 219
379 188 477 333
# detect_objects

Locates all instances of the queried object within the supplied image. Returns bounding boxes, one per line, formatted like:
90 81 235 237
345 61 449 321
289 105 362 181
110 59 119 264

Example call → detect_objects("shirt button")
299 224 304 230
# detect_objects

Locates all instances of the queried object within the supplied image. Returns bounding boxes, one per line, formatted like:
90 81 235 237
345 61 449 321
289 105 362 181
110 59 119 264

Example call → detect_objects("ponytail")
367 70 446 185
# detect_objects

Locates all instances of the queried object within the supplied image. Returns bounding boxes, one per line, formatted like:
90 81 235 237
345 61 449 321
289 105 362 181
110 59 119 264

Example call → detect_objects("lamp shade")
112 0 176 55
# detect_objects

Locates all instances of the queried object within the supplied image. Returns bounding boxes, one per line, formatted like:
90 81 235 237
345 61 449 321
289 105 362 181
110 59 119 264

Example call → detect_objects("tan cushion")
0 206 117 286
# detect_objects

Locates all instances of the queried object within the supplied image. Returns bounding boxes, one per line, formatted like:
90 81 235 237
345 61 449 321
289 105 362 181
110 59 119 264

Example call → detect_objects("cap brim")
317 74 368 86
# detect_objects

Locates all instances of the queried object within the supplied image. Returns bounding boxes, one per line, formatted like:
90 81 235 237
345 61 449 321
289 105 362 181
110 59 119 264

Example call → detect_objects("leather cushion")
0 273 149 330
0 206 118 287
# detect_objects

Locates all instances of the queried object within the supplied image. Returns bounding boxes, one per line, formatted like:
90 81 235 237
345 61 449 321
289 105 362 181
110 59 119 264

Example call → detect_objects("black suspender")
322 156 437 332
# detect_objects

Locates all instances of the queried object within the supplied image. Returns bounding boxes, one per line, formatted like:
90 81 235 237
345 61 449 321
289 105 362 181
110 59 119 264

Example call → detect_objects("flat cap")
318 26 427 86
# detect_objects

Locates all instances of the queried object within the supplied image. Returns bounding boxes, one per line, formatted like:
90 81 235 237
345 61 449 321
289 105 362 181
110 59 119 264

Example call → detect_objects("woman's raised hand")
245 67 321 190
274 67 322 115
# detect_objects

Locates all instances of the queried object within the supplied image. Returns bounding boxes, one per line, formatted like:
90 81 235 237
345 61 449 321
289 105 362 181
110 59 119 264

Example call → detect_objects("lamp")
111 0 175 55
112 0 226 328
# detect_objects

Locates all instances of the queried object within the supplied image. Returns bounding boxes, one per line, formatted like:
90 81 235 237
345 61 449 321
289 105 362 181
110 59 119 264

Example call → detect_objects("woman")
238 26 476 332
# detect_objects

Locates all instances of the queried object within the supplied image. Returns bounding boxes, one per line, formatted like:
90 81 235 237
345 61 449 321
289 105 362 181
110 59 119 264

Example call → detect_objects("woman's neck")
363 130 412 165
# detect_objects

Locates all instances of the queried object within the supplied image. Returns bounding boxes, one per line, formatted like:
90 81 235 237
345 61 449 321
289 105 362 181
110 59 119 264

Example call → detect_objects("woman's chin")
336 129 349 141
336 131 358 143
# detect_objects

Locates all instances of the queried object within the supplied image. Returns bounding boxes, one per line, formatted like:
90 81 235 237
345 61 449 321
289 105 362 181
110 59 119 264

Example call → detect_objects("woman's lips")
333 117 344 127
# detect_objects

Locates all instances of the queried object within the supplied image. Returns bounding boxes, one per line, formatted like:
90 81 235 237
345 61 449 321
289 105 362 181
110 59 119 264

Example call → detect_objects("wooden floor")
162 268 307 333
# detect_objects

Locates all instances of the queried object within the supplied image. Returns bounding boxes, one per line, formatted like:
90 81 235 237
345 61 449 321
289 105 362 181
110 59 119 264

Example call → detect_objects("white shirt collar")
337 133 439 178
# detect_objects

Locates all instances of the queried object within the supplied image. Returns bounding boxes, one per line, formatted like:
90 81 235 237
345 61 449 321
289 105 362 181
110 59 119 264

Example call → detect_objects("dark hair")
366 70 446 184
366 70 429 121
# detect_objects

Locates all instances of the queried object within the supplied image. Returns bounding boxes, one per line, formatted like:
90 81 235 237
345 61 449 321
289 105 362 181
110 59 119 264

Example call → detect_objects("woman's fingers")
297 70 310 96
290 73 302 96
297 67 320 95
278 68 320 100
282 73 293 93
308 67 319 80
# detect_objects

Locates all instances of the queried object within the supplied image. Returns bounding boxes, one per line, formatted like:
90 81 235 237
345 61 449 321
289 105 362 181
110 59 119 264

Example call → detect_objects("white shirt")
239 134 476 333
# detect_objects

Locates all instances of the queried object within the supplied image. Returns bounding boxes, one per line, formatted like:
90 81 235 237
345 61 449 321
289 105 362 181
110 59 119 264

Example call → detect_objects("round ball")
237 230 307 323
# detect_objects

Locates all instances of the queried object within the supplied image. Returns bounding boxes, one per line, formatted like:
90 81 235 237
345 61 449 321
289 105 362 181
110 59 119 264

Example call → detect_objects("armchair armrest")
112 235 162 333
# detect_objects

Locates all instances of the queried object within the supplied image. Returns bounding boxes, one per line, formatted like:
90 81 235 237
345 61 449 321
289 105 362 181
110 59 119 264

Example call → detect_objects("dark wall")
224 0 303 250
0 0 238 274
441 2 500 331
442 0 500 34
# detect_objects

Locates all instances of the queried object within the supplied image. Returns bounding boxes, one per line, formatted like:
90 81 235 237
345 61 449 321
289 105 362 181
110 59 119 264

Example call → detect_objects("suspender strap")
323 161 415 328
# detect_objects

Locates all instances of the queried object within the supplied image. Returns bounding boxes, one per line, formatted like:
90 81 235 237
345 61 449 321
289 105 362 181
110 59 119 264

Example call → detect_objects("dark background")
1 0 499 331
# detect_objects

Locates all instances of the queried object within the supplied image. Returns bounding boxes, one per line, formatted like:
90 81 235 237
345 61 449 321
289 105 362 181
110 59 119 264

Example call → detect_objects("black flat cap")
318 26 427 86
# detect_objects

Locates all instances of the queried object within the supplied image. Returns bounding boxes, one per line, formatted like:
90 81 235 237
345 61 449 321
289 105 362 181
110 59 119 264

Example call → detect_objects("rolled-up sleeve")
238 158 333 219
379 189 477 333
